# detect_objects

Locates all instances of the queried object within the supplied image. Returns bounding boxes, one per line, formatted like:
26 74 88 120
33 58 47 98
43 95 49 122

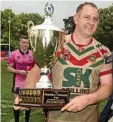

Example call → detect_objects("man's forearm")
88 84 112 105
7 66 17 73
24 64 40 88
7 66 21 74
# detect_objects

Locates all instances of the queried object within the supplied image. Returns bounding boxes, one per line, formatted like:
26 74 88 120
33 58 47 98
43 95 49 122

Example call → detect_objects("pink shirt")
7 49 35 88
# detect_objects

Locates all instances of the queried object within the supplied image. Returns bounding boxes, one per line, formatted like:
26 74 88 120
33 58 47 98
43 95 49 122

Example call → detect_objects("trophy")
15 3 70 108
27 3 64 88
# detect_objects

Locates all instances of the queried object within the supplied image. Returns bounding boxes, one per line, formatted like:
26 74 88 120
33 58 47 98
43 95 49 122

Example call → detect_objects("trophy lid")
31 3 64 32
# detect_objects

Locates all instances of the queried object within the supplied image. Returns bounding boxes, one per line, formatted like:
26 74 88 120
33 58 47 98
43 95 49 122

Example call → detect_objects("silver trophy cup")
27 3 64 88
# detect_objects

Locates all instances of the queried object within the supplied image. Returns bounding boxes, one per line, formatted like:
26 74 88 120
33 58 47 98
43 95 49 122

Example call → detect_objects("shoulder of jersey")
94 38 111 54
11 49 18 54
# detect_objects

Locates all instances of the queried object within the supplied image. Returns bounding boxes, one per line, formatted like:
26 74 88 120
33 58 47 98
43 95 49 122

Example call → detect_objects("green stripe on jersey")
90 60 104 68
67 42 95 56
58 57 68 65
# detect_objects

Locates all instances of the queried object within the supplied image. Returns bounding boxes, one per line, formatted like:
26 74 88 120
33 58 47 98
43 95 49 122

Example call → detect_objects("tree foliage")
94 5 113 51
1 9 15 43
1 9 44 50
63 5 113 51
63 16 75 35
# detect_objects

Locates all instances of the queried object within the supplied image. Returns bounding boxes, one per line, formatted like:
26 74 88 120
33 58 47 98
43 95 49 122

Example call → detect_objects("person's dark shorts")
12 87 19 94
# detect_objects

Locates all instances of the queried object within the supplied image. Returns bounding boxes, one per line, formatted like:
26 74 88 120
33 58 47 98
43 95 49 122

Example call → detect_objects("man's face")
74 5 99 37
19 39 29 50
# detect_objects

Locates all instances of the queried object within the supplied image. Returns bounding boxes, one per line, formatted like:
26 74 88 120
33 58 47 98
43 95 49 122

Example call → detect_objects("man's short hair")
19 35 29 41
76 2 98 14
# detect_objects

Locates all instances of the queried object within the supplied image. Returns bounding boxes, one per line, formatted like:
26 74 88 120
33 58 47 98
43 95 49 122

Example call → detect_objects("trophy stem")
36 66 52 88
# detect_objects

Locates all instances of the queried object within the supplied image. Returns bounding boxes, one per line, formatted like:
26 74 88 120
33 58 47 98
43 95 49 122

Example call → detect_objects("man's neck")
73 31 92 45
19 48 28 53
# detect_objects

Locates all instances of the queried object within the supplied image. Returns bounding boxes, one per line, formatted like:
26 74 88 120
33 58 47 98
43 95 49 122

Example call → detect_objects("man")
51 2 112 122
21 2 112 122
7 35 40 122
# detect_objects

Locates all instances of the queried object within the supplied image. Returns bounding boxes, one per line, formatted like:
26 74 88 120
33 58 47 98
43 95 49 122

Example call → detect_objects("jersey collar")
71 33 93 47
19 48 29 55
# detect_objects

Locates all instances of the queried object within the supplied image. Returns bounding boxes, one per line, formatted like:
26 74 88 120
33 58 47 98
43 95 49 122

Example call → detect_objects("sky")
1 0 113 28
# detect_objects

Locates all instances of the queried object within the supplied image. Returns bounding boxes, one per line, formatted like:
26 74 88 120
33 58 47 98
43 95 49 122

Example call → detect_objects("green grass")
1 61 107 121
1 61 45 122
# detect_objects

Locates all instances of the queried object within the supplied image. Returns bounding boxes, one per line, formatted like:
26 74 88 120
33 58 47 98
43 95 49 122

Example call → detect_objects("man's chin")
85 32 94 37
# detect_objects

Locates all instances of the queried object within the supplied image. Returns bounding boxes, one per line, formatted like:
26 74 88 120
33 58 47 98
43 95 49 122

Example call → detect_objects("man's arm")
24 64 40 88
88 74 112 104
61 73 112 112
7 65 27 76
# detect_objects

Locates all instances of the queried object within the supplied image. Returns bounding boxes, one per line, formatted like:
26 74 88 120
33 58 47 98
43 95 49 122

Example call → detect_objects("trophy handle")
27 21 36 52
50 37 58 68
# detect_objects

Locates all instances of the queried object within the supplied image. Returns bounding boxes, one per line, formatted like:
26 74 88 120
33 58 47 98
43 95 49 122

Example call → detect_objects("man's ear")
73 14 79 25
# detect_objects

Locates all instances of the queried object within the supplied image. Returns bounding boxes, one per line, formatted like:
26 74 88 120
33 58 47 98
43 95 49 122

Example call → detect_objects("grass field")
1 61 107 122
1 61 45 122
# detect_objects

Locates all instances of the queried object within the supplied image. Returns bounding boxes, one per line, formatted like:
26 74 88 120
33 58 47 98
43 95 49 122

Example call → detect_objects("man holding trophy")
16 2 112 122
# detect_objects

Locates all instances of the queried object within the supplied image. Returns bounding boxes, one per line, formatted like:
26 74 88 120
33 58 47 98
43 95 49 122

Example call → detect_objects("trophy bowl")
27 3 64 88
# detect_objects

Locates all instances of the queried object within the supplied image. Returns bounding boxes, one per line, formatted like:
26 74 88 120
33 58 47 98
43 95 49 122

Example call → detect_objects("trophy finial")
44 3 54 17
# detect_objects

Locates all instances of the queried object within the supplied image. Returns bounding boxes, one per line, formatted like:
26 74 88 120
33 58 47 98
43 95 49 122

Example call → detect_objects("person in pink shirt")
7 35 40 122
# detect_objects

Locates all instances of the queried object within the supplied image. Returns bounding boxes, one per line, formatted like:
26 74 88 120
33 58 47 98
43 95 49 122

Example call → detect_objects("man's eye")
84 16 90 19
94 18 98 22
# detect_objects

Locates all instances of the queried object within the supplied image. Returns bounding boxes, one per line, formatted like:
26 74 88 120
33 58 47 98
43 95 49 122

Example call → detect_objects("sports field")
1 61 107 122
1 61 45 122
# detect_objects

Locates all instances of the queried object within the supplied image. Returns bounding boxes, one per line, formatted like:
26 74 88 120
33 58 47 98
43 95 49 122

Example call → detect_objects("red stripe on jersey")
57 46 106 66
67 51 103 66
56 48 65 57
99 69 112 76
56 50 62 57
100 48 108 55
69 54 88 65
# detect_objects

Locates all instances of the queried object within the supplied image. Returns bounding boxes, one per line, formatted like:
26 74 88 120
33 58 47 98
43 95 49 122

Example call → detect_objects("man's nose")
89 18 95 25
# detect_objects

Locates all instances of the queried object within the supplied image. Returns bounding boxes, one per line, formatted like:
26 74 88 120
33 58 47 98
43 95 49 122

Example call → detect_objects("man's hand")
17 70 27 76
14 95 29 110
61 95 90 112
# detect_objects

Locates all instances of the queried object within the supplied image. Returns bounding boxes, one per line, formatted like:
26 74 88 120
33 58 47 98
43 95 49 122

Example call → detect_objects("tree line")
1 8 44 50
1 4 113 51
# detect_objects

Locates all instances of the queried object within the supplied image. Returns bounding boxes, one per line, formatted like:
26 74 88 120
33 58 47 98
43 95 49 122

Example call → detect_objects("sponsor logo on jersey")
105 55 112 64
62 67 92 98
63 87 90 94
17 56 20 60
88 55 96 63
28 56 33 61
61 49 70 61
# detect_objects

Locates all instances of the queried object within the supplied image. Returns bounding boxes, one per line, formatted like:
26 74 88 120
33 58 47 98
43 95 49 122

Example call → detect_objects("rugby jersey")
53 34 112 97
7 49 35 88
48 34 112 122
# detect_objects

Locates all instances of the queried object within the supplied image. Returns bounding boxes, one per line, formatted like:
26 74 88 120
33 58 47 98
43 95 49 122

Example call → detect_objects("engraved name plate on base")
15 88 70 109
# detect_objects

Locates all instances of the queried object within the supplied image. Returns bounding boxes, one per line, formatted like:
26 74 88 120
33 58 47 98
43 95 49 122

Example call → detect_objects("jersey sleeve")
7 51 15 66
99 48 112 77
